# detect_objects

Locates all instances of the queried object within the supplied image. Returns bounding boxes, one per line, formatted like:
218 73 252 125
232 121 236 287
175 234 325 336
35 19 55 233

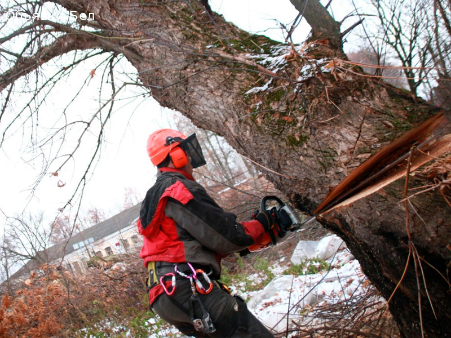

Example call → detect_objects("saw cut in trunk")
314 112 447 214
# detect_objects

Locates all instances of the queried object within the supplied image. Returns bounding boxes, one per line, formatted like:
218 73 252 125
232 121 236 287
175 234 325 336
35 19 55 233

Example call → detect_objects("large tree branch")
0 32 99 91
0 16 145 92
0 21 44 45
289 0 342 49
435 0 451 38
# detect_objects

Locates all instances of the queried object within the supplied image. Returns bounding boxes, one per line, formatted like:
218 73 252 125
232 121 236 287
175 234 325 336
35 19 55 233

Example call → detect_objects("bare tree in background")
368 0 433 96
49 207 105 244
0 205 107 286
83 207 105 225
0 213 64 285
3 213 52 265
347 46 408 89
427 0 451 108
49 215 76 244
0 235 19 292
359 0 451 105
122 187 142 210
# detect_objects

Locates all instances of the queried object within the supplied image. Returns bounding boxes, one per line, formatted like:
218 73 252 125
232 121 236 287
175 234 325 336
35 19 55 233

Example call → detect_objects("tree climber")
138 129 281 337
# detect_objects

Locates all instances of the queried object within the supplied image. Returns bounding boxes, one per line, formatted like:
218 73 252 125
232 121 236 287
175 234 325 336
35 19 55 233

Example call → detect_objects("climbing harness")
149 262 247 335
174 262 214 295
174 262 216 334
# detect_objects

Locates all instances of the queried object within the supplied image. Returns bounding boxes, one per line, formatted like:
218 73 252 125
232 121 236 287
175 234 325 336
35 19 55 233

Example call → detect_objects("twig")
341 18 365 38
386 147 416 306
286 276 295 338
240 155 299 180
413 245 437 320
213 50 278 78
419 256 451 287
412 247 425 338
404 145 415 233
402 147 425 338
398 179 451 203
289 324 384 337
440 188 451 207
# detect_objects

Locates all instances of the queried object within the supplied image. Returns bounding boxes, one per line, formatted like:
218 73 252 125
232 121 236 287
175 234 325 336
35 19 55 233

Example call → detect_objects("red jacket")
137 168 267 303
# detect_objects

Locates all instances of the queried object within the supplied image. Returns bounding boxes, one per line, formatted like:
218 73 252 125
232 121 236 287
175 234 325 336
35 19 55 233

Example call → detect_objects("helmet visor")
180 133 207 169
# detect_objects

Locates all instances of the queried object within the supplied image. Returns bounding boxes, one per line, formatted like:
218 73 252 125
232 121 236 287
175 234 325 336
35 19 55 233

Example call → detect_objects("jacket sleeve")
164 186 266 254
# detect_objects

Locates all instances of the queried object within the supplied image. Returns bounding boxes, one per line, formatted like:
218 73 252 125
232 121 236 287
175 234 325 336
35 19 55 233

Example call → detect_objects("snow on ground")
246 45 292 72
245 79 273 94
244 235 369 335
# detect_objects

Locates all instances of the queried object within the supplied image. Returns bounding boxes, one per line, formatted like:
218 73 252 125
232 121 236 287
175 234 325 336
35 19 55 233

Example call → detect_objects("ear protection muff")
169 146 188 168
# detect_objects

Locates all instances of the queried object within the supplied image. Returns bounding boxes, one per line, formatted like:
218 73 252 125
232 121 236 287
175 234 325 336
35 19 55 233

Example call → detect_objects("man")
137 129 279 337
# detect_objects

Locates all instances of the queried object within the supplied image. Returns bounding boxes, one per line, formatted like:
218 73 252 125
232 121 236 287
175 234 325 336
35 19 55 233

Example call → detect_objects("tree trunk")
290 0 342 49
2 0 450 336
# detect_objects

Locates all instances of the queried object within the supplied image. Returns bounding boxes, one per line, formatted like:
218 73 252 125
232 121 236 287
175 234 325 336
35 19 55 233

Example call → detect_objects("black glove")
256 210 284 245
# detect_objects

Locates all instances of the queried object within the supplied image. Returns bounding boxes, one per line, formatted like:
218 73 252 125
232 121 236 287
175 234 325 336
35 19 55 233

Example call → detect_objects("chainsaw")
263 195 319 233
247 196 315 252
260 195 315 243
262 196 297 236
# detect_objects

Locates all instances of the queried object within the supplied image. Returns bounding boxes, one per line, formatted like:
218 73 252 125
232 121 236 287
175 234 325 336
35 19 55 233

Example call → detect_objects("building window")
95 251 103 257
72 238 94 251
121 239 131 252
105 247 113 256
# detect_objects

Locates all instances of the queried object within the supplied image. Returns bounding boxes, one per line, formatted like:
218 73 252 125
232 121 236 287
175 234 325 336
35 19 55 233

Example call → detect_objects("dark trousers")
152 277 275 338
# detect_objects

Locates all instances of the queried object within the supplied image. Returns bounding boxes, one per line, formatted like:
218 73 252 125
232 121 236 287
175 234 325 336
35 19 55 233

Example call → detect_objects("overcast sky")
0 0 365 227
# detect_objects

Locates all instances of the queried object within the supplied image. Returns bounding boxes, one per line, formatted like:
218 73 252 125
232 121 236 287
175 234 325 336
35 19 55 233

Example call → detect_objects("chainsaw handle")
260 196 285 211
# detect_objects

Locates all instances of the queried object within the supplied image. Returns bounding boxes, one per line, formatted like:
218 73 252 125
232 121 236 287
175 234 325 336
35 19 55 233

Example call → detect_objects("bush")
0 258 151 337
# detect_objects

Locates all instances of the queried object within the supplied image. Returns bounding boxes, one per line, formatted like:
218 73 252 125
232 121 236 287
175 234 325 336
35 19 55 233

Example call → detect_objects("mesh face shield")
180 133 207 168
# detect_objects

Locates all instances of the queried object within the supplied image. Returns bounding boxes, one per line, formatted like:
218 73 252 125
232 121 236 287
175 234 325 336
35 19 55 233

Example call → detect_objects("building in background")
9 204 141 280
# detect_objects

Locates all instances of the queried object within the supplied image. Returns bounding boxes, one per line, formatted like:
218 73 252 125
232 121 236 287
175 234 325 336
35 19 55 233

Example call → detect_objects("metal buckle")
189 294 216 334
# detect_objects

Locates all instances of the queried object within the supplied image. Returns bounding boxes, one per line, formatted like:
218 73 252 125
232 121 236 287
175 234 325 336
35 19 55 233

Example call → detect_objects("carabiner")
195 269 213 294
175 262 197 279
160 273 176 296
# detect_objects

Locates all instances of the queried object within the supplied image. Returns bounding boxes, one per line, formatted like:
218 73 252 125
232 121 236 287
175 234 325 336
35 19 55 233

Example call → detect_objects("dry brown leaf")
281 116 294 122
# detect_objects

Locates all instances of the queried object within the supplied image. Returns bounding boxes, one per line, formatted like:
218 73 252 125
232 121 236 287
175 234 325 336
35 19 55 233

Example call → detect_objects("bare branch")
341 18 365 38
0 31 99 91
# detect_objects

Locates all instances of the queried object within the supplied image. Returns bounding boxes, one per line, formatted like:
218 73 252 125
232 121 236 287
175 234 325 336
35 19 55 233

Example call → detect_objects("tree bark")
1 0 450 336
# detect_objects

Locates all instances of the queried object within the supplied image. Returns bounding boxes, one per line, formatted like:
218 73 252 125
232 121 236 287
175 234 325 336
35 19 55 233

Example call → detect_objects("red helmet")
147 129 187 166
